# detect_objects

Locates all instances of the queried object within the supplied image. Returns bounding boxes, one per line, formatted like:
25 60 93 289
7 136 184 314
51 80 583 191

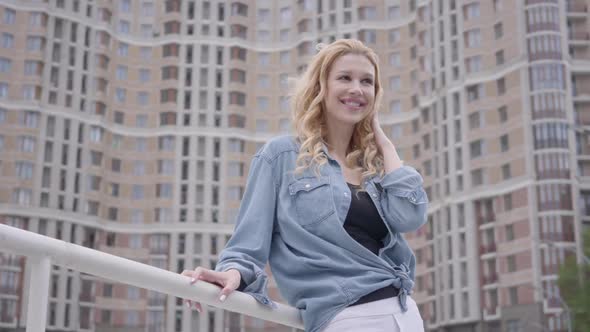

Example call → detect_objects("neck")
325 120 355 161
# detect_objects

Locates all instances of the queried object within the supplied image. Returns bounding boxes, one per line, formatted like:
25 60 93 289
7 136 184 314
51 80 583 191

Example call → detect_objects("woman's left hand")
372 112 404 172
371 112 394 152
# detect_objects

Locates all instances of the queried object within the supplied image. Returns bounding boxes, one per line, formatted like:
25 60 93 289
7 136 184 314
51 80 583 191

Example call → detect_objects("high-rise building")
0 0 588 331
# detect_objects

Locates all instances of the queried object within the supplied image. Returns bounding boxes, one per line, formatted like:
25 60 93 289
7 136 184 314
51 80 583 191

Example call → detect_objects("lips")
340 98 366 108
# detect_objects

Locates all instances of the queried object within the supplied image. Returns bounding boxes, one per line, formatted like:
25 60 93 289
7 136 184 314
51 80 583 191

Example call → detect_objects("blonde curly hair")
291 39 385 186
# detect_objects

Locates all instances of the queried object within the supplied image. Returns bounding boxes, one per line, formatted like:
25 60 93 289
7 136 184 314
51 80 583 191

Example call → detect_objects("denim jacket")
215 135 429 332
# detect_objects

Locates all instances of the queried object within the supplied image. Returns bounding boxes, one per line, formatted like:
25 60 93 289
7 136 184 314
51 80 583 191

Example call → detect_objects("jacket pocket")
288 176 335 227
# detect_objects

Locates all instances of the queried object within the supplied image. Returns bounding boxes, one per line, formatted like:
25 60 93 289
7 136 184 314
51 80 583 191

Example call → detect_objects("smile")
340 99 366 109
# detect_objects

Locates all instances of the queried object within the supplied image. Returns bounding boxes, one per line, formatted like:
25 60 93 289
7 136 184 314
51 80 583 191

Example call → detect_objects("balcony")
148 296 166 306
482 273 498 285
542 264 560 275
480 243 497 255
0 285 18 295
567 1 588 15
79 292 94 302
477 213 496 226
0 224 303 331
569 30 590 42
539 232 575 242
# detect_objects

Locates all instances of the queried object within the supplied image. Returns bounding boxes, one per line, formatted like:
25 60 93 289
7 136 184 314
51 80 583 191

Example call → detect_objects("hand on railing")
181 267 241 313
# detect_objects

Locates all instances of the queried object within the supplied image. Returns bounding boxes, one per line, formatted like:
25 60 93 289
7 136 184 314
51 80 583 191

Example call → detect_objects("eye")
362 78 374 85
338 75 351 81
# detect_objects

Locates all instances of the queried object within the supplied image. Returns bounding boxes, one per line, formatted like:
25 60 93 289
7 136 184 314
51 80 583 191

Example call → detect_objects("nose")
348 80 362 95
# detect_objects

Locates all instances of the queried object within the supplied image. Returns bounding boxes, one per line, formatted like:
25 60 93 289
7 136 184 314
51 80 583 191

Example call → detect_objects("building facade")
0 0 588 331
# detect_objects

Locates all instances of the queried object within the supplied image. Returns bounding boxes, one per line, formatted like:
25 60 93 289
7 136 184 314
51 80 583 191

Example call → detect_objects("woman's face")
323 53 376 127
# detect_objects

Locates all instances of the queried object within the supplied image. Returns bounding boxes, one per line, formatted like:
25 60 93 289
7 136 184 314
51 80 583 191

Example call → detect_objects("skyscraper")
0 0 588 331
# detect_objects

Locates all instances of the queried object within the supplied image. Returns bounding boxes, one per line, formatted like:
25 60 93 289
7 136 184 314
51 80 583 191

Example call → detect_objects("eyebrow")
334 70 375 79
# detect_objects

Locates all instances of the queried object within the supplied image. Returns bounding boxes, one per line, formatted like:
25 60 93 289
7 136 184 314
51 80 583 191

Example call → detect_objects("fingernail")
190 277 196 283
185 301 190 308
219 294 227 302
196 306 202 313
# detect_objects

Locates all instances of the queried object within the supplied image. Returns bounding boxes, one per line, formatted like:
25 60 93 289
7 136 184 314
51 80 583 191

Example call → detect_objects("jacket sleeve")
214 152 277 308
376 165 428 233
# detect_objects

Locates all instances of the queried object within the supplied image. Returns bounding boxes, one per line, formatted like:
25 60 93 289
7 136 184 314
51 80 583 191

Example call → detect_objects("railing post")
25 256 51 332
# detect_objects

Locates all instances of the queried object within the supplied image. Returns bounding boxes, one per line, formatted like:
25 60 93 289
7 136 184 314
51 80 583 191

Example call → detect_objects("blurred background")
0 0 589 331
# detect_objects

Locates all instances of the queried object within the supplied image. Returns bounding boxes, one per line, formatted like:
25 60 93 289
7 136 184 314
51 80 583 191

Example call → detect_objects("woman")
181 39 428 332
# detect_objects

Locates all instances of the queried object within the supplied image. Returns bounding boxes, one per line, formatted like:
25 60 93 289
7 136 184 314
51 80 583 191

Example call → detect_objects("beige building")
0 0 588 331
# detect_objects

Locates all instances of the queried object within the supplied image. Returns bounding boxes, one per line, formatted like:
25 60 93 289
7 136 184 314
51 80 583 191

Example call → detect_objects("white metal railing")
0 224 303 332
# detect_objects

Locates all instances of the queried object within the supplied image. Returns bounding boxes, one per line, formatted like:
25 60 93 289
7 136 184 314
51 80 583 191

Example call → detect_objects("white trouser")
321 296 425 332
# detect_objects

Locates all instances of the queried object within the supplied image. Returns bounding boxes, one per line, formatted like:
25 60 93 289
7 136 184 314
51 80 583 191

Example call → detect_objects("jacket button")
372 194 377 197
344 192 348 197
305 183 310 188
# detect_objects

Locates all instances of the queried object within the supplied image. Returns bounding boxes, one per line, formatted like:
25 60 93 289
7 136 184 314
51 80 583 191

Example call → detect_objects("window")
498 106 508 122
389 76 401 92
15 161 33 179
115 88 126 103
464 3 480 20
13 188 32 206
507 255 516 272
390 100 401 114
494 23 503 39
500 134 509 152
471 168 484 186
132 185 144 200
388 6 400 19
466 56 482 73
140 47 152 60
389 52 401 67
389 29 400 44
494 0 503 12
256 119 268 132
0 82 7 98
257 75 270 89
29 12 42 27
26 37 43 52
496 50 505 65
0 57 11 73
502 163 511 180
506 224 514 241
465 29 481 48
118 20 130 34
497 78 506 95
116 65 128 80
2 33 14 48
258 52 270 66
20 111 39 128
18 136 36 152
280 7 292 23
508 286 518 305
137 92 149 106
117 43 128 56
142 2 154 16
4 8 15 24
156 183 173 198
467 84 484 102
506 320 520 332
469 111 481 129
470 139 484 159
256 96 269 112
120 0 131 12
504 193 513 211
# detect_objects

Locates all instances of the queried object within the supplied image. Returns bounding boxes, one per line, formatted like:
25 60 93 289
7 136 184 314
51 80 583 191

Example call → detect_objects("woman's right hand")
180 267 242 313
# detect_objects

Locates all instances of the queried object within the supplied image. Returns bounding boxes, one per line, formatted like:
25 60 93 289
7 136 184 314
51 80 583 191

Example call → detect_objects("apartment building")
0 0 588 331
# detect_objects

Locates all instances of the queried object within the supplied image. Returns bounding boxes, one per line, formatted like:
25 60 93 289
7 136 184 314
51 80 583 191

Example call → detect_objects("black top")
344 182 399 306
